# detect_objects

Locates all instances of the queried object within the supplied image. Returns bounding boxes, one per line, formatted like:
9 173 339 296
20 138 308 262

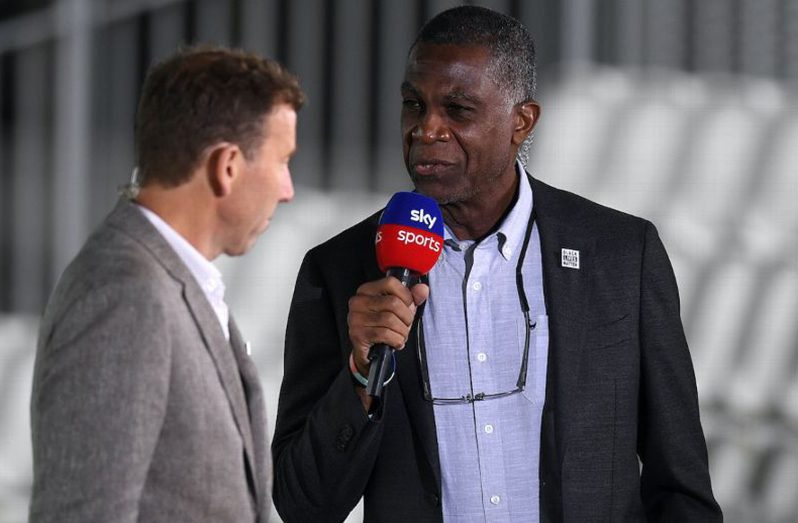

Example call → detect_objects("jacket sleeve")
29 280 171 523
272 249 385 522
637 222 723 521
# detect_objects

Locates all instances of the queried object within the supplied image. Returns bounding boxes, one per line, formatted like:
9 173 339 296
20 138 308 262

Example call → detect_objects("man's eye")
402 99 421 110
448 103 471 113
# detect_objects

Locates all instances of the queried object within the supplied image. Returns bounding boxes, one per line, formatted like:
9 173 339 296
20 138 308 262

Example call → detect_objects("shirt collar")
135 204 226 301
443 160 533 262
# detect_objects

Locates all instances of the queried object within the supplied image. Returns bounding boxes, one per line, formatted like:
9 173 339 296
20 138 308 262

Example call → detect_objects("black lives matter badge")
561 248 580 269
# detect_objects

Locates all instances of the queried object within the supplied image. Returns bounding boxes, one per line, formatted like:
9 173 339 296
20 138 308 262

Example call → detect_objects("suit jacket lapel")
106 199 258 495
532 179 592 475
180 290 256 479
229 318 268 515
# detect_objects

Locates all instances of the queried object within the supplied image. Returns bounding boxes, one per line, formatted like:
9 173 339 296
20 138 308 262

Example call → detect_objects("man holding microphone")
273 6 720 522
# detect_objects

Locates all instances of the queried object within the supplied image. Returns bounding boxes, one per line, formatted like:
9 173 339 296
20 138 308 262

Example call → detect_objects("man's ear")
206 143 242 197
512 101 541 146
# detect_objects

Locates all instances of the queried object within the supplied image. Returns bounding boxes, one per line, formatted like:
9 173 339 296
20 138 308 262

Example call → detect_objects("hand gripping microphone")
367 192 444 411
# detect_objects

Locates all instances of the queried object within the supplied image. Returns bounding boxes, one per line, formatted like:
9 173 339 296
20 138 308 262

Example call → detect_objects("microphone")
367 192 444 414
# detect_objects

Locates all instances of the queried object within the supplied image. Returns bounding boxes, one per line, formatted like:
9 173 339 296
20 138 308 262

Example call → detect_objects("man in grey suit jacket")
30 46 304 522
273 6 721 522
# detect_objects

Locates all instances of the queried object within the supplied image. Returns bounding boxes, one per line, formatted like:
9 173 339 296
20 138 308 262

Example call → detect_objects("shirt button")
484 424 494 434
477 352 487 362
472 281 482 291
490 495 501 505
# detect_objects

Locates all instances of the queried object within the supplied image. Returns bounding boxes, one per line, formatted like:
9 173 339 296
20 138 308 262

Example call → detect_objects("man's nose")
282 171 295 202
411 112 451 144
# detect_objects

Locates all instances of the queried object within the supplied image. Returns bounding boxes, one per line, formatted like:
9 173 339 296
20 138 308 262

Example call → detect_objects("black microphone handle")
366 267 414 409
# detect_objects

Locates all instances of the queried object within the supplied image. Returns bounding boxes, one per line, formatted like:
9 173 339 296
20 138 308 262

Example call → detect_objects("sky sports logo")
375 228 442 252
410 208 437 229
376 192 444 274
379 194 444 237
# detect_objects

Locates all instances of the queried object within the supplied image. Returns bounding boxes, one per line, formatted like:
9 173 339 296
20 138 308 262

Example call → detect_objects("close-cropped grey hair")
411 5 537 105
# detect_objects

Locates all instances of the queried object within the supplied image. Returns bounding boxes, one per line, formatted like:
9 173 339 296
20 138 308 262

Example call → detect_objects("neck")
442 171 520 241
135 182 220 260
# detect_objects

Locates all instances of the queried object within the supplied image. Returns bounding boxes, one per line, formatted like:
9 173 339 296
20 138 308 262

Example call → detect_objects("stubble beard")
409 166 506 206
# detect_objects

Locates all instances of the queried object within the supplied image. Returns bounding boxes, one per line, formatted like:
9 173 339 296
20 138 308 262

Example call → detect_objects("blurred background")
1 0 796 521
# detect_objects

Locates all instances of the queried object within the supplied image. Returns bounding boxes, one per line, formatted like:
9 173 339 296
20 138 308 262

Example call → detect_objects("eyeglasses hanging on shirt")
417 203 538 405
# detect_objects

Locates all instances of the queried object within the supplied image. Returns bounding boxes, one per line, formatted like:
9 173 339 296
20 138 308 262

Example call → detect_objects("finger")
348 307 413 346
350 326 408 360
350 308 413 338
383 276 415 306
355 279 391 297
356 277 414 306
348 294 416 327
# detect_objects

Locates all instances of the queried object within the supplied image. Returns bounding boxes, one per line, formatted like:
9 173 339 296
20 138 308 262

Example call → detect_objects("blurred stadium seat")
0 316 36 523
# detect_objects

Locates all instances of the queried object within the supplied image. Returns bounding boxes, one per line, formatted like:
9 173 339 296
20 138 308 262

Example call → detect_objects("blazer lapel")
229 318 268 514
107 199 258 495
532 179 592 475
175 261 258 506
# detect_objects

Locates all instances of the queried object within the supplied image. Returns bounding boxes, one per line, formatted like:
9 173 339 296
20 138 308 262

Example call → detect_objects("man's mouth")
412 160 454 176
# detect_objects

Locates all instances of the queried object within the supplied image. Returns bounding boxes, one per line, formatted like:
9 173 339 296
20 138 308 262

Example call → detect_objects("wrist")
349 352 369 387
349 351 396 388
350 351 370 377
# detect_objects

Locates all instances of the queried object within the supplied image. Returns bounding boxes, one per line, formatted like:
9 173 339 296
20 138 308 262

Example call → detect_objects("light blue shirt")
423 163 549 522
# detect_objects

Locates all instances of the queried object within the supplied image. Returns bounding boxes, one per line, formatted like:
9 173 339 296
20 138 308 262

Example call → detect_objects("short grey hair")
411 5 536 104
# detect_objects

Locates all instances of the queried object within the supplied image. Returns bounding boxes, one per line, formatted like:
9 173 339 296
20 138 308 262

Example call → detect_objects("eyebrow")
400 82 482 106
400 81 417 95
444 90 482 106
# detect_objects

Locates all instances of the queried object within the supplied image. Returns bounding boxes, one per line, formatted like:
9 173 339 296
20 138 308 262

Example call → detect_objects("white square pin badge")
561 248 580 269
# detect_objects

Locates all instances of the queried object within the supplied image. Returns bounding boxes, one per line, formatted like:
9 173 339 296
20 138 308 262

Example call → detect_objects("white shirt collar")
135 204 230 340
442 160 533 261
494 160 534 261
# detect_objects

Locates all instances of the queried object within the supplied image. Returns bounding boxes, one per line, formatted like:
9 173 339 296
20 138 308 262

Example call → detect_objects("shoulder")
532 177 652 239
45 219 180 326
304 209 381 267
288 209 383 307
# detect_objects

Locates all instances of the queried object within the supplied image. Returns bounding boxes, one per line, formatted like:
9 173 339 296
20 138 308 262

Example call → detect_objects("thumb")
411 283 430 307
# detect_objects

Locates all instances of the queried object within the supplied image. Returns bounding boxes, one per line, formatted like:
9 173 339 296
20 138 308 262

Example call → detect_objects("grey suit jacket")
30 199 270 522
